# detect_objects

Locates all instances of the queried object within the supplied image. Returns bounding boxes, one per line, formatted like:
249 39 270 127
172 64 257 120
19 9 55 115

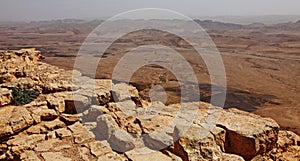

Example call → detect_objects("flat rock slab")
41 152 72 161
68 122 95 144
20 150 41 161
0 105 34 137
125 147 173 161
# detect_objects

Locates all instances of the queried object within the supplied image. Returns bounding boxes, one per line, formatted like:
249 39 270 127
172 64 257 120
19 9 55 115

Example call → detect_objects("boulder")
111 83 140 102
144 131 173 150
216 108 279 160
174 124 222 161
64 93 90 114
96 114 119 140
109 129 135 152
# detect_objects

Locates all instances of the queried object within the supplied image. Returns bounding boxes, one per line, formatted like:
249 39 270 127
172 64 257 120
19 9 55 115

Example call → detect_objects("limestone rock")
42 80 73 93
113 100 137 116
125 147 173 161
0 106 34 137
0 88 12 106
78 146 91 161
26 124 47 134
0 73 15 84
95 79 113 105
174 124 222 161
55 128 72 139
277 130 300 148
46 131 57 139
222 153 245 161
53 144 72 151
83 105 105 121
43 119 66 130
20 150 41 161
96 153 128 161
163 150 183 161
144 131 173 150
217 108 279 160
68 122 95 144
89 141 113 157
46 94 65 113
64 93 90 114
111 83 140 102
211 126 226 152
59 113 82 125
109 129 135 152
124 117 142 135
31 106 58 121
34 139 60 152
41 152 72 161
260 130 300 161
2 78 40 92
96 114 119 140
7 134 45 155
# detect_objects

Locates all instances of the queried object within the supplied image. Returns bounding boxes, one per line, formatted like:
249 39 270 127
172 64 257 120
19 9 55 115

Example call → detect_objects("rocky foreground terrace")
0 49 299 161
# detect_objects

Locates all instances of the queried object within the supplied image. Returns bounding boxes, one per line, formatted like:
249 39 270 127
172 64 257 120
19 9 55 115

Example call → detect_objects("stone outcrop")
216 109 279 160
0 88 12 106
174 125 222 161
0 49 299 161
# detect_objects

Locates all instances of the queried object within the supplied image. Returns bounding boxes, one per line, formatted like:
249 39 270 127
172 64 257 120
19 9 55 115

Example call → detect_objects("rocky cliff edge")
0 49 299 161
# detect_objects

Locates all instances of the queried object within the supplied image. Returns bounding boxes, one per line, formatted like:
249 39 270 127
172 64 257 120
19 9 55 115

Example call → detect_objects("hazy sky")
0 0 300 21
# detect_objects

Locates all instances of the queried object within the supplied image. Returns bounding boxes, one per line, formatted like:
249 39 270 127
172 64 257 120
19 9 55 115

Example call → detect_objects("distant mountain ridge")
2 18 300 32
194 19 243 30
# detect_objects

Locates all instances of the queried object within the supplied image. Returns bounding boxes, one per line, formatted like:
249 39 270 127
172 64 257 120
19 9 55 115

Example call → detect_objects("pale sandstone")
0 88 12 107
41 152 72 161
125 147 173 161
